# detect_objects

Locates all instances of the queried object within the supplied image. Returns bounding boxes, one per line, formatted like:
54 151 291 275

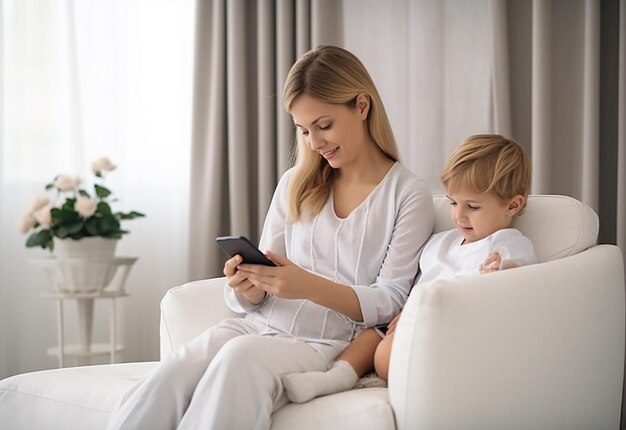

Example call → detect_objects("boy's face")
446 188 523 244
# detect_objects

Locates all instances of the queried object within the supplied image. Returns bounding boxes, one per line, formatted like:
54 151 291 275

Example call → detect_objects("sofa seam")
160 292 174 358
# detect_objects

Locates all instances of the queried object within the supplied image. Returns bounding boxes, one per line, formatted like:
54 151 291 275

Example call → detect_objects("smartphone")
215 235 276 266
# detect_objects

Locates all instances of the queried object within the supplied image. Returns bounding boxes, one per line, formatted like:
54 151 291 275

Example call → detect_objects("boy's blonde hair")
441 134 532 212
282 45 399 221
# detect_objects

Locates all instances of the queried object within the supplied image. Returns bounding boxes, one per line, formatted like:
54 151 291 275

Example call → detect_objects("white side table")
33 257 137 368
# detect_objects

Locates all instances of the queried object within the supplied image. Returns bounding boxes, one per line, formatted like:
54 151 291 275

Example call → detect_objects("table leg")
56 299 64 368
110 298 116 363
76 298 95 366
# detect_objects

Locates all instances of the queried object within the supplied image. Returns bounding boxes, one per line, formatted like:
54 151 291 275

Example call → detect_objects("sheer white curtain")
0 0 195 378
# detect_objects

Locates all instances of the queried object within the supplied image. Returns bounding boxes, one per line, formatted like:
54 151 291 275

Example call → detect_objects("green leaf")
60 198 77 212
97 215 120 235
66 222 84 235
26 229 53 249
51 207 80 224
85 218 100 235
26 232 42 247
94 184 111 199
45 183 54 190
116 211 146 220
105 231 124 239
55 226 70 238
97 201 112 216
78 189 91 198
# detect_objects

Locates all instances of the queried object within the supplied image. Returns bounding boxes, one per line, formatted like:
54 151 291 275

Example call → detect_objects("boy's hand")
479 251 520 274
479 251 502 274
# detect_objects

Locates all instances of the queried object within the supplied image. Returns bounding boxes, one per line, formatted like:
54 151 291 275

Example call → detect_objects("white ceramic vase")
53 237 118 259
52 237 119 292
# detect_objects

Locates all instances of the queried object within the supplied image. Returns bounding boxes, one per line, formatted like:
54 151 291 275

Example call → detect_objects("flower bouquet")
19 157 145 251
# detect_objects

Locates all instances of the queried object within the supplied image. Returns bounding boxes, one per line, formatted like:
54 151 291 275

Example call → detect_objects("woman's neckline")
329 161 399 220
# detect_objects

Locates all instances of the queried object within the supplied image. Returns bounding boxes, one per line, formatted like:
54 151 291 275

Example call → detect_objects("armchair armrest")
389 245 625 430
159 277 243 359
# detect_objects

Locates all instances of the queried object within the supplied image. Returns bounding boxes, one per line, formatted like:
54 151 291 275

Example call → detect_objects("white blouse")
224 162 434 354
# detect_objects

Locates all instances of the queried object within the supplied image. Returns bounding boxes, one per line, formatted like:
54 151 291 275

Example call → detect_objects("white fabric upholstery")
0 195 623 430
433 194 600 261
0 362 156 429
390 244 624 429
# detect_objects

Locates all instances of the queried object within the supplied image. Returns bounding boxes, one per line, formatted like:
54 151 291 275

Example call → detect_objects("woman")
107 45 434 430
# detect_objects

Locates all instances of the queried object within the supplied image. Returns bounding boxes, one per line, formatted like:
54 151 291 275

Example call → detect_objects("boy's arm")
480 229 538 274
479 251 521 274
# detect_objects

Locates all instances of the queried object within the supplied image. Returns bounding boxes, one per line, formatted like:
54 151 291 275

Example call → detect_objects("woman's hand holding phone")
237 251 316 300
217 235 322 302
223 254 267 305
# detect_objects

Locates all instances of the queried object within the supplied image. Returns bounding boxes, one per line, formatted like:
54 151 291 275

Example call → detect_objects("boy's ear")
507 195 525 216
356 92 370 120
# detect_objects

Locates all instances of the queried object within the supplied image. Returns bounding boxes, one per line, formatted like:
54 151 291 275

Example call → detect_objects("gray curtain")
189 0 342 280
505 0 625 252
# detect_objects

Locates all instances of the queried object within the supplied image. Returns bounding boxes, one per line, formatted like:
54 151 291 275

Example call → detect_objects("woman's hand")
224 255 266 305
238 251 364 320
236 251 315 300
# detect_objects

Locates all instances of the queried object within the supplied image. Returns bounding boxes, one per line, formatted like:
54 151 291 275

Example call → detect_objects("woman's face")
290 93 369 169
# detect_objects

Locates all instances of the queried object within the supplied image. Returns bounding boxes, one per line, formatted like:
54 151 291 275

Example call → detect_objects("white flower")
91 157 117 175
74 196 97 217
18 214 36 234
54 175 79 191
28 195 50 214
33 204 52 227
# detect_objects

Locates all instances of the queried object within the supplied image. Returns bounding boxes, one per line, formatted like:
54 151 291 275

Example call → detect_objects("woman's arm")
348 180 434 326
240 251 365 320
223 170 291 313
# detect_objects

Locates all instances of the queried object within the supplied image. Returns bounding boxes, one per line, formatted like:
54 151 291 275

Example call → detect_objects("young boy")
282 134 539 403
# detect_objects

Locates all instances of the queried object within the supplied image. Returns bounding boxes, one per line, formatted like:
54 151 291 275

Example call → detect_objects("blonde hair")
283 45 399 221
441 134 532 212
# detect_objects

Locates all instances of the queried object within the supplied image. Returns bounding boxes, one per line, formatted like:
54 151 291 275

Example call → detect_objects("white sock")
282 360 359 403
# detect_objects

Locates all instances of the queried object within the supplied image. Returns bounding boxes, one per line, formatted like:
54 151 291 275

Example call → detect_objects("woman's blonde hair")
283 45 399 221
441 134 532 213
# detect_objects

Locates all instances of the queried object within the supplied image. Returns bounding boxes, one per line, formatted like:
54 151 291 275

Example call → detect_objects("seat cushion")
0 362 157 430
0 362 393 430
272 387 394 430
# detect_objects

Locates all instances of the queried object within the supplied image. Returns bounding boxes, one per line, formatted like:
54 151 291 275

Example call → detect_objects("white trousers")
106 318 328 430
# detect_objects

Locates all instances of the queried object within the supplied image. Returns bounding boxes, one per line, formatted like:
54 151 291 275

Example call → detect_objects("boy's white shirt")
417 228 538 285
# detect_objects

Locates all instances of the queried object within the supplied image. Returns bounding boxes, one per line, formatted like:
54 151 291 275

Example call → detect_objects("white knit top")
224 163 434 359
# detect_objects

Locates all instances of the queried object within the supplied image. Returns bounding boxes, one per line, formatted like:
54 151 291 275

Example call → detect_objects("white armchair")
1 195 624 430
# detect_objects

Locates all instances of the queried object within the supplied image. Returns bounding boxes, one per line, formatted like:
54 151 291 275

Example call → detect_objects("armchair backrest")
160 195 600 359
432 194 599 262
